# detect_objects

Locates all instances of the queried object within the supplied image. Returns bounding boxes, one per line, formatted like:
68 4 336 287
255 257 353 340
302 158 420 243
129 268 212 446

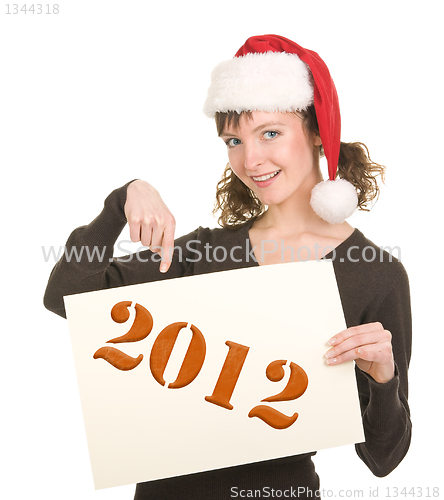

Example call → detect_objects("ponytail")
337 141 385 210
302 105 385 210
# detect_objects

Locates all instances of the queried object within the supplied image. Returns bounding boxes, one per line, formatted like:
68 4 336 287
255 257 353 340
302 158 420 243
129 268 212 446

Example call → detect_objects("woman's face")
220 111 322 208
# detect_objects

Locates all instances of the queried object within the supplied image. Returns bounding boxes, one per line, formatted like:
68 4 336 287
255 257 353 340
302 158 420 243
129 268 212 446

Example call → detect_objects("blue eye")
226 138 242 147
264 131 279 139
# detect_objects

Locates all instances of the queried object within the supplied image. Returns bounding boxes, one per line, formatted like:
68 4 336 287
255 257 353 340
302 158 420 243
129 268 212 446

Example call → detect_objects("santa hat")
203 34 358 224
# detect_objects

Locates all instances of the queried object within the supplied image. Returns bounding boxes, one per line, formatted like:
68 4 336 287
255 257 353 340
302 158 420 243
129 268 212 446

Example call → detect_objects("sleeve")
354 262 412 477
43 182 198 318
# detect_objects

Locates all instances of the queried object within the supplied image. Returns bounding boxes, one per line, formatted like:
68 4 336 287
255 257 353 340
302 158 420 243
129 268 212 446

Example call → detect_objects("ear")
313 134 322 147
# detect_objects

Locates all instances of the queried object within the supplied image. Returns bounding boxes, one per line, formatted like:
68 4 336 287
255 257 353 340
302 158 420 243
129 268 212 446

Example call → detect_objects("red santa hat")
203 34 358 224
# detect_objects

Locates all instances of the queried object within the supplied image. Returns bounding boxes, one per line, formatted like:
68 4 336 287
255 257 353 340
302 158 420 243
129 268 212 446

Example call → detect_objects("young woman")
44 34 411 499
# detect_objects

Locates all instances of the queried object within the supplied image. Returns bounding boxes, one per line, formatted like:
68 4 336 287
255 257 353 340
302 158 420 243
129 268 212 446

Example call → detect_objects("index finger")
159 225 176 273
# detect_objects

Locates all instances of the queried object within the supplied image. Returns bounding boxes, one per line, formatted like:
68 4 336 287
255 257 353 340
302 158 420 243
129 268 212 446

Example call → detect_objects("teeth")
252 171 280 182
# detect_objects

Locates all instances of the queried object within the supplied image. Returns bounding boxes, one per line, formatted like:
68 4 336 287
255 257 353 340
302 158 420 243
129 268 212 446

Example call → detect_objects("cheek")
280 137 315 167
227 150 243 175
230 165 245 183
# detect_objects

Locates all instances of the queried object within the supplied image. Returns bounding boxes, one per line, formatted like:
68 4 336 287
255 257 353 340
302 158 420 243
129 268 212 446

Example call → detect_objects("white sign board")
64 261 364 490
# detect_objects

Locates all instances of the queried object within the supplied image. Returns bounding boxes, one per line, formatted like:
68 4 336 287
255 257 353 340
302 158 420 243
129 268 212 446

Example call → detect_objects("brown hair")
213 107 385 228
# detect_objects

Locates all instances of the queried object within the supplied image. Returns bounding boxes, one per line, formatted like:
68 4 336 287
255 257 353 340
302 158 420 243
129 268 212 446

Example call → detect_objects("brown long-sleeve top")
44 183 412 500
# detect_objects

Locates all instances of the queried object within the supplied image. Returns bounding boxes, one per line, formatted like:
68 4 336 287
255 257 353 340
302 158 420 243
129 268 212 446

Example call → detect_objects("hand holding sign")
325 322 395 384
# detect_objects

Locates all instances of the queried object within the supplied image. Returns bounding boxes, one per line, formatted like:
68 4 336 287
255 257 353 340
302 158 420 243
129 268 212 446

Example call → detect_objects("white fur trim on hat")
203 52 314 117
310 179 358 224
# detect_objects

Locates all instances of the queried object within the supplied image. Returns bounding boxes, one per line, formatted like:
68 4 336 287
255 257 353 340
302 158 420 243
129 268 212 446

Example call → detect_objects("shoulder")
331 229 410 327
333 228 407 281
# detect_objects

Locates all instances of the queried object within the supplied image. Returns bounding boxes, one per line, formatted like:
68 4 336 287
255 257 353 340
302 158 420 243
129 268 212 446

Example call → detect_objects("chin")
256 194 283 207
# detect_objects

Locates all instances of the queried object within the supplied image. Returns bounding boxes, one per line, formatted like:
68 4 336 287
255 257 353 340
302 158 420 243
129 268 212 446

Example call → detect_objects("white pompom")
310 179 358 224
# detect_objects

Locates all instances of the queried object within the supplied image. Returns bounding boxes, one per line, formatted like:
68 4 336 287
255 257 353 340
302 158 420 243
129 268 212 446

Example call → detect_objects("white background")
1 1 442 499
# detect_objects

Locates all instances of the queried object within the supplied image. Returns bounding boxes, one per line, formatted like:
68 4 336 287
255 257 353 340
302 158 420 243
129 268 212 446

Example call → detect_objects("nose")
244 142 263 171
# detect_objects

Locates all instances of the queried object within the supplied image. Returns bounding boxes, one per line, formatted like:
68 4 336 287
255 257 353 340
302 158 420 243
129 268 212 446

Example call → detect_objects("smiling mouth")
251 170 281 182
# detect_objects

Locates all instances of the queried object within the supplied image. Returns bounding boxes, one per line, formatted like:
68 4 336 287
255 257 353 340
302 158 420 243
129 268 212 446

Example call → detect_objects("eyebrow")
220 121 287 137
